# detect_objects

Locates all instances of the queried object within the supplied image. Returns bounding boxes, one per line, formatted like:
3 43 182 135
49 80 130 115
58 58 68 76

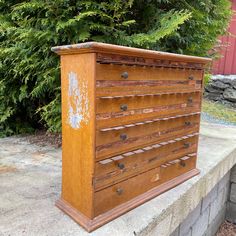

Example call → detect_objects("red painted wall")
213 0 236 75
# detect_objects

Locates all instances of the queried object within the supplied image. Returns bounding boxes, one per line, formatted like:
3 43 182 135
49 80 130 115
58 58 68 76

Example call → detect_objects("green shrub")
204 73 212 87
0 0 232 135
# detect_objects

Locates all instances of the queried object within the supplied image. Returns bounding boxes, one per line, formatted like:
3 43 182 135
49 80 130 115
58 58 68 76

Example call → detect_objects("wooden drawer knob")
185 121 192 126
121 72 129 79
120 133 128 141
183 142 190 148
116 188 124 195
188 75 194 80
117 163 125 169
187 97 193 103
120 104 128 111
180 160 186 167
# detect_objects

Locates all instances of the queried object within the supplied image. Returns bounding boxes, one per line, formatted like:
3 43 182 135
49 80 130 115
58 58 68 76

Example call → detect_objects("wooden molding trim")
51 42 211 65
56 168 200 232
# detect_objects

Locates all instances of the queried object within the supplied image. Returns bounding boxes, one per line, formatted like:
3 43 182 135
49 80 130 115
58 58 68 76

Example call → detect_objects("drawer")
96 64 203 97
94 134 198 190
160 154 196 183
94 154 196 216
96 92 201 129
96 113 200 160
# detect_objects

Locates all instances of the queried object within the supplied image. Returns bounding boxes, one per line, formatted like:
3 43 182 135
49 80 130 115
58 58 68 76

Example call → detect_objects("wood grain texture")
94 154 197 216
96 63 203 81
94 135 198 190
60 53 96 218
96 92 201 129
96 114 200 146
96 82 201 97
96 64 202 96
96 115 200 160
97 92 200 114
96 53 208 69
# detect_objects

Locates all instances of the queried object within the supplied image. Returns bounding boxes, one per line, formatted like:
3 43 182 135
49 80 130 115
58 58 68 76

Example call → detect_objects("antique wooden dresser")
52 42 211 232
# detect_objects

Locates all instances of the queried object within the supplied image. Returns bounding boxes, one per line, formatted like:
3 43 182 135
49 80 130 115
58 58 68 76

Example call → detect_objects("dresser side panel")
60 53 96 218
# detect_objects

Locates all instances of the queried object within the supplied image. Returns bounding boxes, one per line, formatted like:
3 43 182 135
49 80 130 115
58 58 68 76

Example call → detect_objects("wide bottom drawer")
94 154 196 216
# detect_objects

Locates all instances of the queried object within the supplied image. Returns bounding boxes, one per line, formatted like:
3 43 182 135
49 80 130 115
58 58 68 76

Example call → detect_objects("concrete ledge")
0 122 236 236
137 123 236 236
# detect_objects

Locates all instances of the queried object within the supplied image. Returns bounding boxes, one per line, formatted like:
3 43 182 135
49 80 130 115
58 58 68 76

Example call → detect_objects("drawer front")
96 64 203 97
97 92 200 114
96 92 201 129
96 113 200 160
94 134 198 190
94 154 196 216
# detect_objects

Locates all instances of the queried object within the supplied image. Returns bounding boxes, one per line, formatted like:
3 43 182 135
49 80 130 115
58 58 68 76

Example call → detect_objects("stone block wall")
226 165 236 222
170 172 230 236
204 76 236 108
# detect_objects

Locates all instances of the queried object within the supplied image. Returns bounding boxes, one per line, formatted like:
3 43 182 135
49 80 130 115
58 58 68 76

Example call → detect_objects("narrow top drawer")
96 63 203 81
96 64 203 97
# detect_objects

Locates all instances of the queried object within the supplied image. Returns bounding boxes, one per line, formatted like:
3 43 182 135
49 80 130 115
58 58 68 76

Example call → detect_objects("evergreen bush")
0 0 231 136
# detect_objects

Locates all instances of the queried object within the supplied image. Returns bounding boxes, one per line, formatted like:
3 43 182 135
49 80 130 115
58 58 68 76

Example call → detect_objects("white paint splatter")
67 71 89 129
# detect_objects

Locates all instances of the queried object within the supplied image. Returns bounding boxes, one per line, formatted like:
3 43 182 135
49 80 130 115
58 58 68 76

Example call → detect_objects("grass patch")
202 99 236 124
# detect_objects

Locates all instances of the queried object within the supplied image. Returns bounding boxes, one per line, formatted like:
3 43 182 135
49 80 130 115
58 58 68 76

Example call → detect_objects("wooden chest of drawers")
52 42 211 232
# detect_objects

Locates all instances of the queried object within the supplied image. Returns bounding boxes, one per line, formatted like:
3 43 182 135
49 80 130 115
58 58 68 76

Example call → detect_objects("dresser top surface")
51 42 211 64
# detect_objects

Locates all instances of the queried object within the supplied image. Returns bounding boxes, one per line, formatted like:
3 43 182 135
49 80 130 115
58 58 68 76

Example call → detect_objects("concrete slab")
0 122 236 236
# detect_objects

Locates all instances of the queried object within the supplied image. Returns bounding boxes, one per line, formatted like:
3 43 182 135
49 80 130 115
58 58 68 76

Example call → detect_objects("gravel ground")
24 130 62 147
216 221 236 236
201 112 236 126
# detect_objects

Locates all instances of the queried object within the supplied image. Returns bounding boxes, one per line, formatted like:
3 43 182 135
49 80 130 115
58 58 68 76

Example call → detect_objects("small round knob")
187 97 193 103
117 163 125 169
116 188 123 195
184 142 190 148
120 133 127 141
120 104 128 111
185 121 191 126
121 72 129 79
188 76 194 80
180 161 186 167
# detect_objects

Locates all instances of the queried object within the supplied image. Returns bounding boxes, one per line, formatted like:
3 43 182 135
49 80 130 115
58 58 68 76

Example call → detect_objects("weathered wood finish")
94 154 196 216
60 53 96 218
96 53 206 69
96 64 203 96
96 114 200 159
52 42 211 232
96 64 202 97
96 92 201 129
94 134 199 190
96 63 203 81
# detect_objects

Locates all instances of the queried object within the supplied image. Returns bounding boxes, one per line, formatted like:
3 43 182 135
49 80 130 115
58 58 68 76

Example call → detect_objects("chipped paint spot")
68 72 89 129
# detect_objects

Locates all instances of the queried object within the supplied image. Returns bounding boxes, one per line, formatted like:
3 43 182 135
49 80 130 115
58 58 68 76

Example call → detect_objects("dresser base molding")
56 168 200 232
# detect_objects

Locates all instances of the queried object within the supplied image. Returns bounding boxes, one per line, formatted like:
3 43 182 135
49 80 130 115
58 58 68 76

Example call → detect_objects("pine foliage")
0 0 231 136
